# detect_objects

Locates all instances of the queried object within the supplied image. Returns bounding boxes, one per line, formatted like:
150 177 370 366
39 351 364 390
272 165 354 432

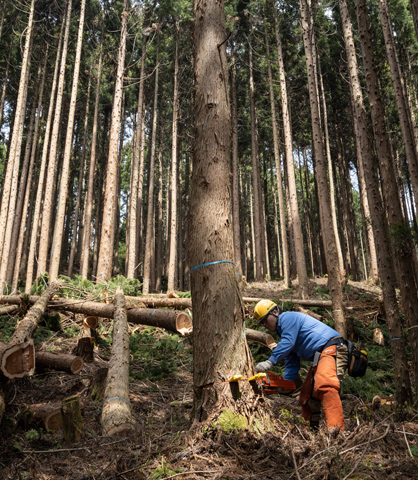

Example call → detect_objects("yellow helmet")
254 300 277 325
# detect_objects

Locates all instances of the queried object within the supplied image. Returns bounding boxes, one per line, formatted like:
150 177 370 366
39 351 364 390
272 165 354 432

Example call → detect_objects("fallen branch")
0 305 19 316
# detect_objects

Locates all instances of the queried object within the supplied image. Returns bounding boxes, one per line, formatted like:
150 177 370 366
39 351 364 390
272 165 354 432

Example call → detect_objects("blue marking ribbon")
388 338 404 344
190 260 235 274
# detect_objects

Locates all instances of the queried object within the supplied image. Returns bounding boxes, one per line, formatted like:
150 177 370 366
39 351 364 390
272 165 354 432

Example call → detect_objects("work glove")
255 360 273 372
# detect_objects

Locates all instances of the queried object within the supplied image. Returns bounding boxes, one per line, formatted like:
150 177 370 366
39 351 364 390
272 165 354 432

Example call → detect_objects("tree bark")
96 3 129 281
168 26 180 292
299 0 346 336
143 45 160 295
249 34 265 281
339 0 412 403
68 69 92 278
80 41 103 280
49 0 86 281
355 0 418 392
101 287 131 436
127 35 147 279
270 3 308 295
230 40 243 278
37 0 72 276
25 12 65 292
190 0 258 424
377 0 418 215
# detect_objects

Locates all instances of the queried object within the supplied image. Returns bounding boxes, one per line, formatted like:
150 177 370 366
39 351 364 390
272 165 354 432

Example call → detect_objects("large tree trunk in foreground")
299 0 346 337
339 0 412 403
101 287 131 436
190 0 261 425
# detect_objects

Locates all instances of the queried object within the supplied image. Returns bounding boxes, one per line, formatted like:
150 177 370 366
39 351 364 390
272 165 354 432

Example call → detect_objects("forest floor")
0 278 417 479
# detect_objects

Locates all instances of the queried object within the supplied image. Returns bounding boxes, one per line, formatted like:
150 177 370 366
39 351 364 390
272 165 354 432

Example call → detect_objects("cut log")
245 328 277 350
0 282 62 378
35 351 84 374
61 395 84 442
243 297 334 307
0 305 19 316
0 296 192 336
293 305 323 321
102 287 131 437
75 337 94 363
125 296 192 309
0 340 35 378
21 402 63 431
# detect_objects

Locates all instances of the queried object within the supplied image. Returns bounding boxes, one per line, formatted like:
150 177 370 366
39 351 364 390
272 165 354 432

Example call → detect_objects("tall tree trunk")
49 0 86 281
7 61 43 286
299 0 346 336
135 108 147 277
127 35 147 279
11 54 47 289
355 0 418 392
377 0 418 215
0 0 35 290
190 0 255 424
155 147 164 292
248 34 264 281
25 13 65 292
410 0 418 42
167 27 180 292
230 41 243 278
68 70 92 277
318 65 344 279
0 42 12 130
269 5 290 288
96 3 129 282
37 0 72 276
142 47 159 295
270 4 307 295
80 41 103 280
339 0 412 403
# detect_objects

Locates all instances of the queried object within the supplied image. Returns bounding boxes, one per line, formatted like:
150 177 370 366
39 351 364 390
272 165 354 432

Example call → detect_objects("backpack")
346 340 368 377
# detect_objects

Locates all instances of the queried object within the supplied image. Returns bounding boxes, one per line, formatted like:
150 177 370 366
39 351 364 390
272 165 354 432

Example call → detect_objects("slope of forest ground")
0 278 417 480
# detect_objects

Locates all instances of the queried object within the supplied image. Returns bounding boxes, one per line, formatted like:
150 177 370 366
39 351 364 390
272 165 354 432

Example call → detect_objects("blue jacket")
267 311 341 381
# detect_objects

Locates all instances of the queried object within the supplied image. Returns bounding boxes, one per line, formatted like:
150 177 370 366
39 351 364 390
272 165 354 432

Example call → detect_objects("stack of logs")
0 286 334 439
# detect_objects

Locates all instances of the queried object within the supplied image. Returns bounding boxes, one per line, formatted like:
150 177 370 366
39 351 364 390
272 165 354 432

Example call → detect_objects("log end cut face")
1 340 35 378
71 356 84 375
176 312 193 336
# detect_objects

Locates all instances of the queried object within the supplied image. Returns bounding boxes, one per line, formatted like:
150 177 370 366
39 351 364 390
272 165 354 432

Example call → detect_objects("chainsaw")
229 372 296 395
255 371 296 395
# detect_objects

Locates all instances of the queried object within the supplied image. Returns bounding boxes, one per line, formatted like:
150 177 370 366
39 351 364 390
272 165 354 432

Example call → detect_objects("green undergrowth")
128 327 193 381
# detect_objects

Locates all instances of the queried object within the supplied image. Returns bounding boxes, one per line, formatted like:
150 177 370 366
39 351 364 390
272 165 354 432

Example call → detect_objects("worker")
253 299 348 432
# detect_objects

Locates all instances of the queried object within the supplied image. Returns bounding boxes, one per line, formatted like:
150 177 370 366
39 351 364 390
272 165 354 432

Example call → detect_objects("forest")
0 0 418 478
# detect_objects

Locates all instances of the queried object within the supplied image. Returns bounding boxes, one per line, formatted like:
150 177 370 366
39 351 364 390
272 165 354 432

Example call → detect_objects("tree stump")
101 287 131 436
35 351 84 374
61 396 83 442
75 337 94 363
89 367 108 402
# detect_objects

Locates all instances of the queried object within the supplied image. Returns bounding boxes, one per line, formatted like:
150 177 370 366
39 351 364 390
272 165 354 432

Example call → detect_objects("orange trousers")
298 344 345 430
